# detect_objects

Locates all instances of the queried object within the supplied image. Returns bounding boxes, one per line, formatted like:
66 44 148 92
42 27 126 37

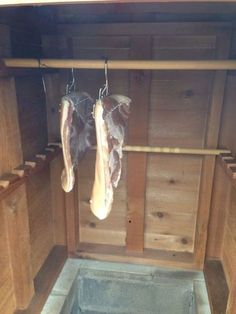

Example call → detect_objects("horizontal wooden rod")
49 143 230 156
122 146 230 155
3 58 236 70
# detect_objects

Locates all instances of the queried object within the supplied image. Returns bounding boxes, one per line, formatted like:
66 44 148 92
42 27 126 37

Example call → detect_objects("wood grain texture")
126 36 152 252
2 185 34 309
50 155 66 245
207 161 231 258
0 198 16 314
26 167 54 277
15 76 48 160
66 171 79 253
194 32 231 268
76 243 197 270
204 259 229 314
0 78 23 175
44 73 61 143
219 75 236 156
15 246 67 314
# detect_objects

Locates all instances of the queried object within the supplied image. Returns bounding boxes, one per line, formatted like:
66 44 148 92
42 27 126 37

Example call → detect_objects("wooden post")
65 172 79 253
194 32 231 268
126 36 152 252
2 186 34 309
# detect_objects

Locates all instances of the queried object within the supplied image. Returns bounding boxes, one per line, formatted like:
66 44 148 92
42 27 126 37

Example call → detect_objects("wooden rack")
0 145 62 200
2 58 236 70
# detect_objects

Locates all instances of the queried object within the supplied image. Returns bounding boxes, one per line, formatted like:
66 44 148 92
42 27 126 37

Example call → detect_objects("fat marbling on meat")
60 92 94 192
90 95 131 220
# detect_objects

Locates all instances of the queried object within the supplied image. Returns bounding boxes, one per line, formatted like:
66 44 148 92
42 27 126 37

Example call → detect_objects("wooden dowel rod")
3 58 236 70
123 146 230 155
91 146 230 155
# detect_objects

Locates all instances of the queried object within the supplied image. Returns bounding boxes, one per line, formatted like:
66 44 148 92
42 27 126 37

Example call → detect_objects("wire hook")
66 68 76 94
99 59 109 99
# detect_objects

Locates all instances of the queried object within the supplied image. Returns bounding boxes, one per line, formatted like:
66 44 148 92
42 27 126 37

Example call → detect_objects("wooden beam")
15 246 67 314
204 259 229 314
126 36 152 252
194 31 231 268
75 243 197 270
3 58 236 70
2 185 34 309
65 171 79 254
1 0 236 7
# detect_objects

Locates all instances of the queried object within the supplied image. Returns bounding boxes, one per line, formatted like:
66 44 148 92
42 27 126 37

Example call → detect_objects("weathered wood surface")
204 259 229 314
40 22 233 267
126 36 151 252
2 186 34 309
0 78 23 175
26 167 54 277
15 246 67 314
193 32 231 268
15 76 48 160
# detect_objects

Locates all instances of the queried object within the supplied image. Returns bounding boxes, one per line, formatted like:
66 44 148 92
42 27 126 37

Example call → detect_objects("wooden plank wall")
207 29 236 311
0 25 34 313
42 22 231 269
0 23 67 313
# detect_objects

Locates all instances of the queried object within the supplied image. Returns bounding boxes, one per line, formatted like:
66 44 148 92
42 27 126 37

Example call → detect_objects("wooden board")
126 36 152 252
207 162 231 258
0 78 23 175
15 246 67 314
194 32 231 268
26 167 54 277
50 155 66 245
204 259 229 314
219 75 236 156
2 185 34 309
1 0 236 6
15 76 48 160
0 199 16 314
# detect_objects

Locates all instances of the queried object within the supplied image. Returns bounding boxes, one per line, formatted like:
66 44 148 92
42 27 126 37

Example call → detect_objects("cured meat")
60 92 94 192
90 95 131 220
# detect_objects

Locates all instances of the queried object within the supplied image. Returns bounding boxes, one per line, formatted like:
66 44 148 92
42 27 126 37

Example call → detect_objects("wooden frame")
1 0 236 6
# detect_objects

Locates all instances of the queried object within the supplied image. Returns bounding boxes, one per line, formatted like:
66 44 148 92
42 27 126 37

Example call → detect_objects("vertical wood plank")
65 172 79 253
126 36 152 252
3 185 34 309
194 32 231 268
50 155 67 245
206 162 231 258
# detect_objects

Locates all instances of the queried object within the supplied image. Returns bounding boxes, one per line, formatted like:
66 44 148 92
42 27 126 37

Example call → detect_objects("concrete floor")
42 259 211 314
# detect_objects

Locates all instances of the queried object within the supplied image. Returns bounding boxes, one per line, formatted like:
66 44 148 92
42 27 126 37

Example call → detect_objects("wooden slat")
15 246 67 314
50 155 67 245
126 36 152 252
58 22 231 36
1 0 236 6
44 74 61 143
219 75 236 156
0 197 16 314
207 161 231 258
194 32 231 268
65 172 79 254
26 168 54 277
75 243 197 270
15 76 48 160
0 78 23 175
2 185 34 309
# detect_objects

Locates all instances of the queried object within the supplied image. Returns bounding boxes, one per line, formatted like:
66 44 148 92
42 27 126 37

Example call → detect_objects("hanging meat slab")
60 92 94 192
90 95 131 220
